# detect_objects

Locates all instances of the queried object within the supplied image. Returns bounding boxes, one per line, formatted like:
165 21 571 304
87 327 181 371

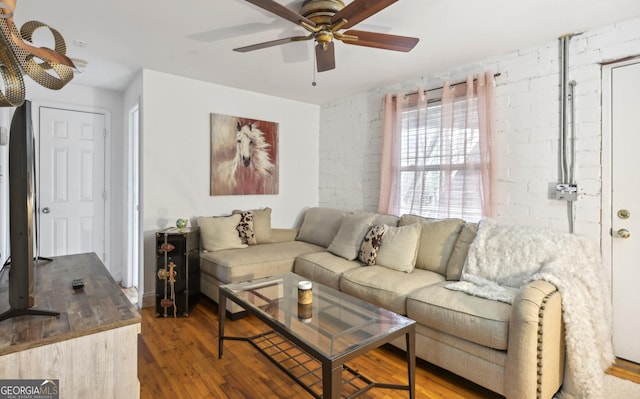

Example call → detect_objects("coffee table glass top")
220 273 414 359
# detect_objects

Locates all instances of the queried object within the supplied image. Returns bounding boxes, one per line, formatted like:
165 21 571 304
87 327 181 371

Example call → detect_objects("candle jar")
298 280 313 304
298 303 312 321
297 281 313 322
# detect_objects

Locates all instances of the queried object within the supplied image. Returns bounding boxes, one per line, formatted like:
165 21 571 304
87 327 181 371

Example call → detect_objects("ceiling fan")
234 0 419 72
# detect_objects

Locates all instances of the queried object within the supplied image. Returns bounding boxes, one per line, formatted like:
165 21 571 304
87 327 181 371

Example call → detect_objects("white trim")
601 63 613 282
124 102 140 290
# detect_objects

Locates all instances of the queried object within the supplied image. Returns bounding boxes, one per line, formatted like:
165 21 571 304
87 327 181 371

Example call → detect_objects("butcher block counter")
0 252 141 398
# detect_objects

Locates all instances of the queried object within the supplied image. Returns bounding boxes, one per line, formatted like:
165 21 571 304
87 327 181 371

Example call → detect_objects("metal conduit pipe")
568 80 577 233
559 35 569 184
558 34 577 233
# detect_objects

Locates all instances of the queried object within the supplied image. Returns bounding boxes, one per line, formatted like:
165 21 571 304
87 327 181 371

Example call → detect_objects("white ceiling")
14 0 640 105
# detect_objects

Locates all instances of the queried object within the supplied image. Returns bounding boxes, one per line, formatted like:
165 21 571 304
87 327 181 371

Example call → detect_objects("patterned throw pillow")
235 211 257 245
358 224 388 265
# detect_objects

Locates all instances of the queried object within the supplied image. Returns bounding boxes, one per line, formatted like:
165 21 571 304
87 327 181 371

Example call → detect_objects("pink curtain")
477 71 496 216
378 71 496 219
378 93 398 214
378 88 428 215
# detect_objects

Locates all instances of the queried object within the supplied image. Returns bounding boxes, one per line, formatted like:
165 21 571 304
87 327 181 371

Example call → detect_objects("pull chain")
312 43 317 86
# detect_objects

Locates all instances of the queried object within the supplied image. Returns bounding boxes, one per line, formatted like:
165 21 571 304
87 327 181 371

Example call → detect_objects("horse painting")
210 113 279 195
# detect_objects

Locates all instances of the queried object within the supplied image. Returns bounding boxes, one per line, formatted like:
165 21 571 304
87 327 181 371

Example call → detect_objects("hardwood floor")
137 296 640 398
608 358 640 384
138 297 503 399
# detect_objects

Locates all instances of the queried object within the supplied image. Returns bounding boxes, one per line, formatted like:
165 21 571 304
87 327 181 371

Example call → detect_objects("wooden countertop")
0 252 141 355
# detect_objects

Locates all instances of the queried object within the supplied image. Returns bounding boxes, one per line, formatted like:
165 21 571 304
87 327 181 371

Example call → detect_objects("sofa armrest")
271 228 298 243
505 280 564 399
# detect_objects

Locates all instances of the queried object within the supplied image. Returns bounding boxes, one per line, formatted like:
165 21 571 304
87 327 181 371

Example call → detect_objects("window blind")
398 97 482 221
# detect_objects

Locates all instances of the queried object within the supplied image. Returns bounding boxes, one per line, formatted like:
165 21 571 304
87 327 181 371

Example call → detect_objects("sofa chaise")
197 207 565 399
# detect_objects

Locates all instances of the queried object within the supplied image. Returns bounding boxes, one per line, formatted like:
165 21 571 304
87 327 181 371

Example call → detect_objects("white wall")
0 108 10 266
0 81 125 279
141 70 320 301
319 16 640 240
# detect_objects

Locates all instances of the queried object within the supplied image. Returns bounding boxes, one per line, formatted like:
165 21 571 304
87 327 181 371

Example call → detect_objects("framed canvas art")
210 113 279 195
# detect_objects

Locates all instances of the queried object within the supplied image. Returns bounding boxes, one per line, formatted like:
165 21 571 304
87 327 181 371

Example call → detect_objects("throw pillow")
358 224 388 265
233 207 273 243
375 223 422 273
235 211 257 245
399 215 465 276
352 210 399 227
327 213 376 260
296 207 345 247
446 222 479 280
198 214 248 252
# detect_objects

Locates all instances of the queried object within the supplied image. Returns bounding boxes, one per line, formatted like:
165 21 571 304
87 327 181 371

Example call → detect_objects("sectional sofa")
198 207 565 399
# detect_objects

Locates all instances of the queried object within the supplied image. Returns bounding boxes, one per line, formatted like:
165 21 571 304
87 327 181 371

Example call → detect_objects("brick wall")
319 17 640 239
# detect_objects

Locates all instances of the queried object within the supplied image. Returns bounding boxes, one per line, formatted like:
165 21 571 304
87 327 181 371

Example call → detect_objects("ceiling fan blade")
315 41 335 72
244 0 316 27
234 35 312 52
331 0 398 29
341 30 419 52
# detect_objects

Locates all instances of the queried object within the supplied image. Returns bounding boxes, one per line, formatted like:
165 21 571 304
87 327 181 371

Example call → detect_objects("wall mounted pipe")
558 34 577 233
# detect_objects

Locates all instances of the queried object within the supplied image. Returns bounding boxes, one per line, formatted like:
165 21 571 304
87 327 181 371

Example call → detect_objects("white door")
609 60 640 364
38 107 106 261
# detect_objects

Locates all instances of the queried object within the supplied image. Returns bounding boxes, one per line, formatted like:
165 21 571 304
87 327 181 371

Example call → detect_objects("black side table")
155 227 200 317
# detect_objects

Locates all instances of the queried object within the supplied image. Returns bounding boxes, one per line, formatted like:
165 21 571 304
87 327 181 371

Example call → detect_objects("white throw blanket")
446 218 614 399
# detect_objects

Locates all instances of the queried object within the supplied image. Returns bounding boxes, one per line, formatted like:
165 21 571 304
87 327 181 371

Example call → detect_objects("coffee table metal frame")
218 273 415 399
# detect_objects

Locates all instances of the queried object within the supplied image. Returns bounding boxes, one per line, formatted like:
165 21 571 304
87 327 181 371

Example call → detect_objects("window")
379 73 495 221
398 96 483 221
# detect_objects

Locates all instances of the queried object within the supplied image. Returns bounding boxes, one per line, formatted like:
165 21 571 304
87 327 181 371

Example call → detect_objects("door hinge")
103 128 107 138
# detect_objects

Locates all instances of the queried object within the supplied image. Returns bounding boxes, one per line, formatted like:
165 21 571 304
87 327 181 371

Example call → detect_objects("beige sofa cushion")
376 223 421 273
373 213 400 226
399 215 465 276
340 266 444 314
407 281 511 350
327 213 376 260
446 222 479 280
200 241 324 283
354 211 400 227
198 215 247 252
296 207 345 247
294 251 362 289
233 207 273 243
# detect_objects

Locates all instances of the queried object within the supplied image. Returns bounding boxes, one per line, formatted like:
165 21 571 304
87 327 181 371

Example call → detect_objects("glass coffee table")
218 272 415 399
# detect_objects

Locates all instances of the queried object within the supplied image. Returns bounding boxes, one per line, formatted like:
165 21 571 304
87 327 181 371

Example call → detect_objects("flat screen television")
0 100 59 322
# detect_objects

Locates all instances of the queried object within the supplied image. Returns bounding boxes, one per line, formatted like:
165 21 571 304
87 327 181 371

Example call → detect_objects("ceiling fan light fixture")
315 30 334 45
237 0 418 73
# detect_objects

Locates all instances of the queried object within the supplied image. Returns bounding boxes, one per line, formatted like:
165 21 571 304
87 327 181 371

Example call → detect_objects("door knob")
42 207 50 214
616 229 630 239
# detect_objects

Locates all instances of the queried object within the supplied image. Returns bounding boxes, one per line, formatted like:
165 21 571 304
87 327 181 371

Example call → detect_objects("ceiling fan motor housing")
300 0 346 46
300 0 345 25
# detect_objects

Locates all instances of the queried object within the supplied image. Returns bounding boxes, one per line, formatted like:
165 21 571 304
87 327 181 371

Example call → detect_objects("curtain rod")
394 72 502 99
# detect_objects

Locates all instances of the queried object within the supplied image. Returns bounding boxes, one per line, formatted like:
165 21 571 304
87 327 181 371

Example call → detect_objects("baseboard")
142 292 156 308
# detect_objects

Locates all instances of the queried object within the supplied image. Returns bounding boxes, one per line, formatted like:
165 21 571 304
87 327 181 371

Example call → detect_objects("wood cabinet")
0 253 141 398
155 227 200 317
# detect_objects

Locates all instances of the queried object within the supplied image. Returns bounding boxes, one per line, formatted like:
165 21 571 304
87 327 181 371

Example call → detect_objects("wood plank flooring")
137 296 640 399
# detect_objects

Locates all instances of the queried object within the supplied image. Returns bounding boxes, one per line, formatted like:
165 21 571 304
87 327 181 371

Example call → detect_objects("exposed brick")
319 16 640 237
